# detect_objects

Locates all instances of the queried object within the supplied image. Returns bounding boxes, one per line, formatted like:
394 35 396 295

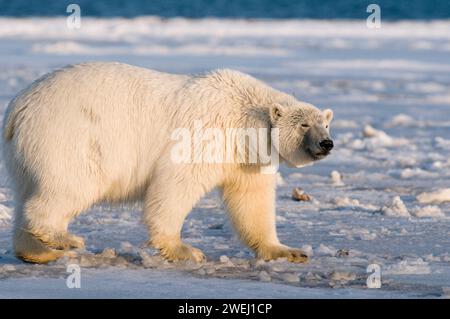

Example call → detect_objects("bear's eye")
301 124 310 128
326 125 329 128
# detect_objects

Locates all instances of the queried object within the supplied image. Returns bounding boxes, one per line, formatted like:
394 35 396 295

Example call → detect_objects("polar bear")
3 62 334 264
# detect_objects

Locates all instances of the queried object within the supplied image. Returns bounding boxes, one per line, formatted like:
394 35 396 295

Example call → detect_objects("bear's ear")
323 108 334 123
269 104 286 123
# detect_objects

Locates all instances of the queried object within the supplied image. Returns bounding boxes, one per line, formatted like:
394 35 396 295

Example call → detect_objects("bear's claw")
39 232 85 250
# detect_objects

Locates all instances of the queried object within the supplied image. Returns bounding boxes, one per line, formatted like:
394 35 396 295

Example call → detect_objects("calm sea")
0 0 449 19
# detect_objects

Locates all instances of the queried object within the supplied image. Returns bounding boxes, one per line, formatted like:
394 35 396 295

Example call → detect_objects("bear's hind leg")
14 193 87 263
222 172 308 263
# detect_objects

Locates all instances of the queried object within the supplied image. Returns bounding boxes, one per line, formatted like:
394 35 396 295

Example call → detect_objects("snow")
0 17 449 298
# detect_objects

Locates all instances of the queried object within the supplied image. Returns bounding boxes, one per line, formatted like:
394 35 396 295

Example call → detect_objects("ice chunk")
0 204 12 221
301 244 313 257
1 264 16 272
424 254 440 262
288 173 303 179
384 258 430 275
280 273 300 283
329 271 356 281
431 159 450 169
197 268 206 276
337 228 377 241
348 125 409 150
276 172 286 186
335 197 360 206
442 287 450 299
258 271 271 282
399 168 436 179
316 244 336 256
334 197 378 211
412 206 445 218
205 267 216 275
330 170 344 186
139 250 161 268
386 114 415 127
417 188 450 204
219 255 229 263
382 196 410 218
99 248 116 258
363 125 383 138
435 137 450 150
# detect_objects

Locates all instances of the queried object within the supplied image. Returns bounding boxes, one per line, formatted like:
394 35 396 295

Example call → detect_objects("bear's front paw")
257 245 308 263
159 243 206 263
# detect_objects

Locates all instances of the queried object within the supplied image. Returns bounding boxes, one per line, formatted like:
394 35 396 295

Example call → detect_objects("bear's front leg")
222 171 308 263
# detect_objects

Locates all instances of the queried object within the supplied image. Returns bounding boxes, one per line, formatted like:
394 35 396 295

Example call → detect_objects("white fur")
3 62 332 263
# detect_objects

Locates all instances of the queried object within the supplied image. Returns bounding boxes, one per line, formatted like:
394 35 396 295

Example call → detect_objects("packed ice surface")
0 18 449 298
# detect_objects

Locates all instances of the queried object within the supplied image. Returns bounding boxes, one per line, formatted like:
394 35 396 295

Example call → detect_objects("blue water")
0 0 449 19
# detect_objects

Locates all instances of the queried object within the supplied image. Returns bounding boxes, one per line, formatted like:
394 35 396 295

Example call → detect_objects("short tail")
3 100 20 141
14 228 63 264
3 114 14 141
3 93 31 141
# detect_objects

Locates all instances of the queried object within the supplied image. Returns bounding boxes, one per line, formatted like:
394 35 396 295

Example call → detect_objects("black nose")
319 139 334 152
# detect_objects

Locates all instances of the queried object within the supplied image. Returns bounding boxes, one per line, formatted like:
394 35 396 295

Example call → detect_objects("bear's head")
269 102 334 167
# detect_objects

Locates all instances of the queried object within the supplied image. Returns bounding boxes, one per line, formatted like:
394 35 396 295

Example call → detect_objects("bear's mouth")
307 148 329 160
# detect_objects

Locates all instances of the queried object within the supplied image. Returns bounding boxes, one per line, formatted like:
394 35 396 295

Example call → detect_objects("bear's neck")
205 69 293 111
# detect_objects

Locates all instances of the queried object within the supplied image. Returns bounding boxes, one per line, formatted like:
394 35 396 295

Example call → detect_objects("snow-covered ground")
0 17 449 298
